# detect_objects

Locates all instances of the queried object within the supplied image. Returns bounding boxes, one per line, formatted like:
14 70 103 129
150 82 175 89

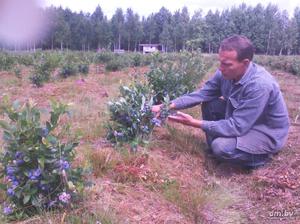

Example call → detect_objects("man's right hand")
151 103 176 116
151 104 163 113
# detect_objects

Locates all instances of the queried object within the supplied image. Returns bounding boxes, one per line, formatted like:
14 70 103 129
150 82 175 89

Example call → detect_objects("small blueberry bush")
59 63 78 78
0 97 83 220
78 63 89 75
106 83 155 146
105 58 126 72
0 52 15 71
94 51 114 64
29 54 58 87
106 82 173 148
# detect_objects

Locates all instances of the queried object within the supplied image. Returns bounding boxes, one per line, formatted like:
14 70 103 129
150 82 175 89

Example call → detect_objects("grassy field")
0 53 299 223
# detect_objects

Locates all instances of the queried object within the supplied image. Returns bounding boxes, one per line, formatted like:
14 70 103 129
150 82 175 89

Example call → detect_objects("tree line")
3 3 300 55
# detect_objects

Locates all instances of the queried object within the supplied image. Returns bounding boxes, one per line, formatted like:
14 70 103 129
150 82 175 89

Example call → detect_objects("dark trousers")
201 98 270 168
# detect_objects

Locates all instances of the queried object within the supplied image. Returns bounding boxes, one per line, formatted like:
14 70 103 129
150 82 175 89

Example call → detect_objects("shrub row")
254 55 300 76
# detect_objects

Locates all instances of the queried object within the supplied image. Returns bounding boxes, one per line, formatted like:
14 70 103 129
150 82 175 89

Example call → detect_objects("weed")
166 124 206 155
66 208 120 224
113 151 148 183
88 148 119 178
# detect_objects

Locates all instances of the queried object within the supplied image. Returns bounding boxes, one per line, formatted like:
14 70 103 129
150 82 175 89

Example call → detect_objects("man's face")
218 50 249 81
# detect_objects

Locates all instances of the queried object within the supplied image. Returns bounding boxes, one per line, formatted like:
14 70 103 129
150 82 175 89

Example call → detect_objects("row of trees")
2 3 300 55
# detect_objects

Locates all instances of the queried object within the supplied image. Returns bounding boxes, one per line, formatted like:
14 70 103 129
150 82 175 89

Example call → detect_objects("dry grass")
1 60 299 223
7 206 120 224
0 65 247 224
88 147 120 178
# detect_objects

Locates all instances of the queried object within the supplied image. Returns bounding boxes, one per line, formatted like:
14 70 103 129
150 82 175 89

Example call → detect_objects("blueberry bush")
0 52 15 72
0 97 83 220
106 82 173 148
29 54 59 87
78 63 89 75
254 55 300 76
59 63 78 78
106 83 155 147
146 51 206 104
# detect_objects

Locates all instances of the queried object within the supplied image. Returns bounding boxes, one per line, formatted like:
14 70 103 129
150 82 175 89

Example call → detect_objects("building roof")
139 44 163 47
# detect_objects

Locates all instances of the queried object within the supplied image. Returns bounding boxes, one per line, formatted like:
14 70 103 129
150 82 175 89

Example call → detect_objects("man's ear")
242 59 250 66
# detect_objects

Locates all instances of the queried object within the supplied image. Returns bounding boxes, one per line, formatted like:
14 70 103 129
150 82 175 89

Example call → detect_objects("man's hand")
151 104 163 118
151 104 162 113
151 103 176 117
168 111 202 128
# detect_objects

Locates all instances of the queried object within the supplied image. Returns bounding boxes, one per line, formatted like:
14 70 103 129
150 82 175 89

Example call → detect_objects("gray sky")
43 0 298 18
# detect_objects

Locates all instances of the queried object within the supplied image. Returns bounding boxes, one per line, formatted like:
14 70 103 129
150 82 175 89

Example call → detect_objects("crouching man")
152 35 289 169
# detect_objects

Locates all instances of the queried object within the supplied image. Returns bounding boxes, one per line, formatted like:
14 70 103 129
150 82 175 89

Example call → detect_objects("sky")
43 0 299 18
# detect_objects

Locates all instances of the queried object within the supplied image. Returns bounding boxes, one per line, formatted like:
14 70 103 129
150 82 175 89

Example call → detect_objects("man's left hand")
168 111 202 128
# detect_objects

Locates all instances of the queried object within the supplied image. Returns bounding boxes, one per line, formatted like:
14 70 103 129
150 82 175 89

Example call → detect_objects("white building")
139 44 165 54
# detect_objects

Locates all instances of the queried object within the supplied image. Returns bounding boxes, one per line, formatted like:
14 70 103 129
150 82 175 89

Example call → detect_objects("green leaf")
30 187 38 195
8 112 18 121
23 156 30 162
23 195 31 204
46 121 52 132
140 96 146 110
12 100 20 110
45 158 57 164
0 120 10 130
38 157 45 169
1 95 9 105
63 142 78 153
15 189 22 198
0 183 6 190
50 112 59 126
31 196 41 207
47 135 57 145
3 131 12 141
40 180 49 185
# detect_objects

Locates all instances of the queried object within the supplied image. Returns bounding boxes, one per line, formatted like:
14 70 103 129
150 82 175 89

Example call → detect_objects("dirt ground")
81 68 300 224
91 69 300 224
0 65 299 224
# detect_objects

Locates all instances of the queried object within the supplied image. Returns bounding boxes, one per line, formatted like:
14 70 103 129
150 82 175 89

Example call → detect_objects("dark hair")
219 35 254 61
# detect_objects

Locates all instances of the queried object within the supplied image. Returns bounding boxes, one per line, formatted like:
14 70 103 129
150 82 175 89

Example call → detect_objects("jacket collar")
235 62 255 85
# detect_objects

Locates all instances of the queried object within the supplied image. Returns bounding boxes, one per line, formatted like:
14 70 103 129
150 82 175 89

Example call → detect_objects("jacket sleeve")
171 70 222 110
201 83 270 137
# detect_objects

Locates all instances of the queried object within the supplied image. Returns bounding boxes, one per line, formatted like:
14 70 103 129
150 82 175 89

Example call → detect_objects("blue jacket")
172 62 290 154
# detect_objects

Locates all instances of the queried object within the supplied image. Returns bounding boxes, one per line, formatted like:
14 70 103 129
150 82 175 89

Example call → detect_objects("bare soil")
1 65 299 224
